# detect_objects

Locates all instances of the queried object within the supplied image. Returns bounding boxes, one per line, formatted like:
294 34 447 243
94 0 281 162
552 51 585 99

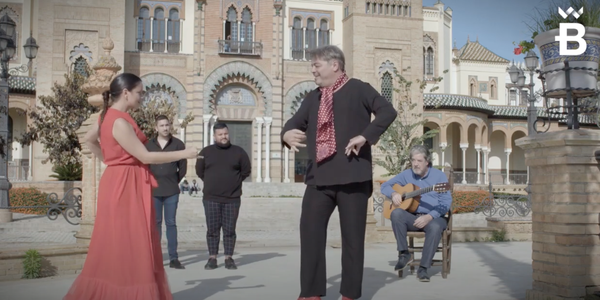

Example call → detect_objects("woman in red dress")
64 73 198 300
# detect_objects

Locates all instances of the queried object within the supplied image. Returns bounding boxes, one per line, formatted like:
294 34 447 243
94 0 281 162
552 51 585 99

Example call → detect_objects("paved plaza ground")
0 241 532 300
0 194 532 299
0 194 491 249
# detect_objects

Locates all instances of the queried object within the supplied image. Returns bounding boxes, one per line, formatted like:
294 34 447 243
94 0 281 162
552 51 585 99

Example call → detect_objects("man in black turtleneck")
195 122 251 270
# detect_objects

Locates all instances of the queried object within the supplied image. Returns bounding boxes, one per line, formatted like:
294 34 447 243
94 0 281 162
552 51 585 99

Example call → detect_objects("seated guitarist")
380 145 452 282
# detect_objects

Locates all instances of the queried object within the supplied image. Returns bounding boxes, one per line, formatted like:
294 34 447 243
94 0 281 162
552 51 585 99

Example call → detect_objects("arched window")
137 7 151 51
305 18 317 60
167 8 181 53
381 72 393 102
424 127 434 151
425 47 434 76
292 17 303 60
224 6 238 52
490 81 497 100
152 8 165 52
318 19 330 47
470 81 477 96
240 7 253 53
73 57 89 78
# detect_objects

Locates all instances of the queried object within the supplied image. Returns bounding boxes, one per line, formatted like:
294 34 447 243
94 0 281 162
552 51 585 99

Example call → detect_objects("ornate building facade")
6 0 597 185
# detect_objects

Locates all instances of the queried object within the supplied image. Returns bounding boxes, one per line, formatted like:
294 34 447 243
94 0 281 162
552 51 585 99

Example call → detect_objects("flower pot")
534 26 600 98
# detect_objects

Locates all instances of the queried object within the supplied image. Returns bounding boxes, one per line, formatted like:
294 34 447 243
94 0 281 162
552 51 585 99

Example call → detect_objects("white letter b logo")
555 23 587 55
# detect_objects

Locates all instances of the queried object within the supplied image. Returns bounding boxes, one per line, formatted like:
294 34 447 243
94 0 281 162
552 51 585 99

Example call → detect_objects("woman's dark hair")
98 73 143 138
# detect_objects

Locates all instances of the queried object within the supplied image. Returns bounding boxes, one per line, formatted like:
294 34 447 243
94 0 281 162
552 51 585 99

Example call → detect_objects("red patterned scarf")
316 72 349 163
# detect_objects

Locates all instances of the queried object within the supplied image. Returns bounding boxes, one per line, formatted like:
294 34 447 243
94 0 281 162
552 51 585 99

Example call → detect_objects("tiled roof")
488 105 547 118
424 94 597 125
457 40 510 63
424 93 496 115
8 76 35 94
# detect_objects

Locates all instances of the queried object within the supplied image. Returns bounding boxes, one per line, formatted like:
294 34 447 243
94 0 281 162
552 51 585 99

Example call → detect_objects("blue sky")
423 0 550 63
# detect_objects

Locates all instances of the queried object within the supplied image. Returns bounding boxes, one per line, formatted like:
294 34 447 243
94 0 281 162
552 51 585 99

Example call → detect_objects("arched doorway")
285 80 317 183
215 84 257 182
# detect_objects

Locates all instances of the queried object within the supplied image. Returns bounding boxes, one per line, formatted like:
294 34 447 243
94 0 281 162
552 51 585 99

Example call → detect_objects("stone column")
75 36 122 245
209 115 218 145
263 117 272 183
439 142 447 166
460 143 468 184
27 143 33 181
482 147 489 185
505 148 512 185
517 130 600 300
283 147 290 183
255 117 264 182
164 18 169 53
149 17 154 52
202 114 211 148
475 145 482 184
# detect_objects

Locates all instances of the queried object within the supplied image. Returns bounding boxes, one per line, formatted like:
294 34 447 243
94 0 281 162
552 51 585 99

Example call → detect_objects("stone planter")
534 26 600 98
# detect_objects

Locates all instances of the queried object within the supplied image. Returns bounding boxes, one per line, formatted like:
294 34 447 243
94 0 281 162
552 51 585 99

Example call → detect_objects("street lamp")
507 51 539 194
507 51 539 135
0 15 38 223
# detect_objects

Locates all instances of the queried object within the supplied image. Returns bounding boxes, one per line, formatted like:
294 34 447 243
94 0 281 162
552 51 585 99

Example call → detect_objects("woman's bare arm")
83 122 104 162
112 118 188 164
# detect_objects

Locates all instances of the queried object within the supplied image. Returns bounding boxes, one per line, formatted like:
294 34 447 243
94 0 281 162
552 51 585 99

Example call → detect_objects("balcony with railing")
136 38 181 53
218 40 263 57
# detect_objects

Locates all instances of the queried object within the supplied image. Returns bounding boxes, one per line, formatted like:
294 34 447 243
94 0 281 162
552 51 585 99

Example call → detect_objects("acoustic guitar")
382 182 451 219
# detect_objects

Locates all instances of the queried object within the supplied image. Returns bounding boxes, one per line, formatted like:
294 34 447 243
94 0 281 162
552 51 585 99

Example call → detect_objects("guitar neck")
405 185 435 199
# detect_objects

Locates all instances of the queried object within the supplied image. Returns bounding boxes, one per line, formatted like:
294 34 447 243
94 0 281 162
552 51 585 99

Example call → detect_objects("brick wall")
517 130 600 300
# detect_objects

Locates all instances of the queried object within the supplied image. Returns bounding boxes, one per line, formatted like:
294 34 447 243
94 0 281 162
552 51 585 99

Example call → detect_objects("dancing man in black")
281 45 396 300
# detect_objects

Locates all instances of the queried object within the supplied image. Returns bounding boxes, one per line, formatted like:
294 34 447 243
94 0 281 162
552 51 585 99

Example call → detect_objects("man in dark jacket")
145 115 187 269
281 45 396 300
196 122 251 270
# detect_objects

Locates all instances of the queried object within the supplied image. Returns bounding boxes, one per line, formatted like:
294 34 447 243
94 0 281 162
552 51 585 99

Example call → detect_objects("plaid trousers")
203 199 241 256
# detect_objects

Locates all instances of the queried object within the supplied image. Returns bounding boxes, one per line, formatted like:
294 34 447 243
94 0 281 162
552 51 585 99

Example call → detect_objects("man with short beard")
145 114 187 269
196 122 251 270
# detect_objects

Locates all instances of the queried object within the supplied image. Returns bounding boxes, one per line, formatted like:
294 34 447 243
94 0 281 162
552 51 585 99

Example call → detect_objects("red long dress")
64 108 172 300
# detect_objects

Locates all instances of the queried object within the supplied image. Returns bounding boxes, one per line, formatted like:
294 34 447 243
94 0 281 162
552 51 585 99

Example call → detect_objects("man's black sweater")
195 142 251 203
145 136 187 197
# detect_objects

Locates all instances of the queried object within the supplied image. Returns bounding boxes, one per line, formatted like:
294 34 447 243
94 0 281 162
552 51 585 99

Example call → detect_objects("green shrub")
50 162 82 181
10 188 49 215
22 249 42 279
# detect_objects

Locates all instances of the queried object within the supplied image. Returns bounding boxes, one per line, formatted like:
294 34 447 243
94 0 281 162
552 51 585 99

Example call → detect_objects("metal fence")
372 174 532 227
452 171 528 185
0 187 82 225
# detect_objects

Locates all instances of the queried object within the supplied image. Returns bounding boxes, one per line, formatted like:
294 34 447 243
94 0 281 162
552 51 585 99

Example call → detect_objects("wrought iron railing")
0 187 82 225
451 171 527 185
136 39 181 53
372 173 532 227
218 40 263 56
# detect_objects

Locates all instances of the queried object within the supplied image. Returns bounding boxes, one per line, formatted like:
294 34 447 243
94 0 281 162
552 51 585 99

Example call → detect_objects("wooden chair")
391 166 454 279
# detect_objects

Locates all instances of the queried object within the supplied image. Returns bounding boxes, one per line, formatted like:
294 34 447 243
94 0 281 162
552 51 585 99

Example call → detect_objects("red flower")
514 45 523 55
